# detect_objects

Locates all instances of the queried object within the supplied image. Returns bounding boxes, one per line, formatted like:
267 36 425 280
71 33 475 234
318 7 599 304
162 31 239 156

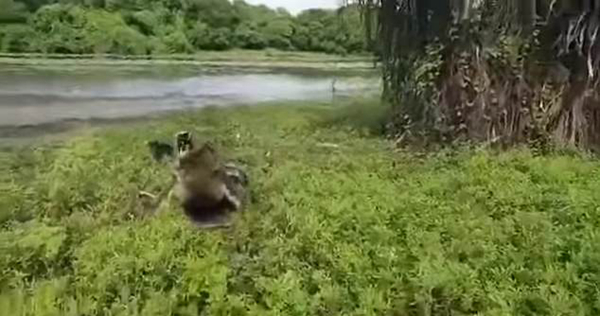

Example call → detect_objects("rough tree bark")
520 0 537 32
354 0 600 150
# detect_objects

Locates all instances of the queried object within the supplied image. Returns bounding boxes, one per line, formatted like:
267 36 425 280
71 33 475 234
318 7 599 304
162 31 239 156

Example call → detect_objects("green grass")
0 49 374 71
1 99 600 315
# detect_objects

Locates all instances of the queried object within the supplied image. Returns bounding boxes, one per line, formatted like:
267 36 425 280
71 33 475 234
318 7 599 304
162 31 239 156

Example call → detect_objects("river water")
0 64 380 131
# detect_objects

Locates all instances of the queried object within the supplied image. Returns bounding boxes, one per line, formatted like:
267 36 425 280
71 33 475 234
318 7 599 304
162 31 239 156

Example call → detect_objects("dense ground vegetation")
3 1 600 313
0 0 366 55
1 100 600 315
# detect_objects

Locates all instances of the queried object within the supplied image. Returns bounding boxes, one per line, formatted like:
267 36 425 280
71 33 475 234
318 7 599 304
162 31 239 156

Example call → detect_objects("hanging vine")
352 0 600 151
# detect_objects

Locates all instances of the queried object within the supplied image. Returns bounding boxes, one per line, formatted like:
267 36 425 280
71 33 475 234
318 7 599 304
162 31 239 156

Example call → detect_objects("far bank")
0 50 377 72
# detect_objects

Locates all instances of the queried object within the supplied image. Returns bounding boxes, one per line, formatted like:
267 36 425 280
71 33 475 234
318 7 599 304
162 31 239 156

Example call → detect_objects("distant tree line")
0 0 366 55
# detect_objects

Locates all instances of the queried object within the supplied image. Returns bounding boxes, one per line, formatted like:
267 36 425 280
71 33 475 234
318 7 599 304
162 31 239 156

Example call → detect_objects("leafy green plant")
1 0 368 55
83 10 148 55
233 23 267 50
1 100 600 315
0 24 36 52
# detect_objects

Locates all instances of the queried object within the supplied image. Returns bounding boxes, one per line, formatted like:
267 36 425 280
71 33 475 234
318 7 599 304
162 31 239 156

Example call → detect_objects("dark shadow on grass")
183 196 235 229
314 98 390 136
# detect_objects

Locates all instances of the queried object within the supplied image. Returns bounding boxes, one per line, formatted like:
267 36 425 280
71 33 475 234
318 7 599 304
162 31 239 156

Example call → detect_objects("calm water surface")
0 64 380 128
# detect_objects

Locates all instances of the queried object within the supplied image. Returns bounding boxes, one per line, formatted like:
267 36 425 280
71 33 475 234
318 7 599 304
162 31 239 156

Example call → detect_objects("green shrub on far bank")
0 0 368 55
25 4 148 54
0 24 36 53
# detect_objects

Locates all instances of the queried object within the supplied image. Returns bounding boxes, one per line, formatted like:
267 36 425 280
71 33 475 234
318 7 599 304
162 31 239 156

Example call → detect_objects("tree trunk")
460 0 471 20
536 0 551 19
450 0 471 20
581 0 592 11
520 0 537 32
562 0 580 12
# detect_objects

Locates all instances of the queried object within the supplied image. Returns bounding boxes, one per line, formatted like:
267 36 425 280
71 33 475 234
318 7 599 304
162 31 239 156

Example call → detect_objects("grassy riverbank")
0 50 374 71
1 99 600 315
